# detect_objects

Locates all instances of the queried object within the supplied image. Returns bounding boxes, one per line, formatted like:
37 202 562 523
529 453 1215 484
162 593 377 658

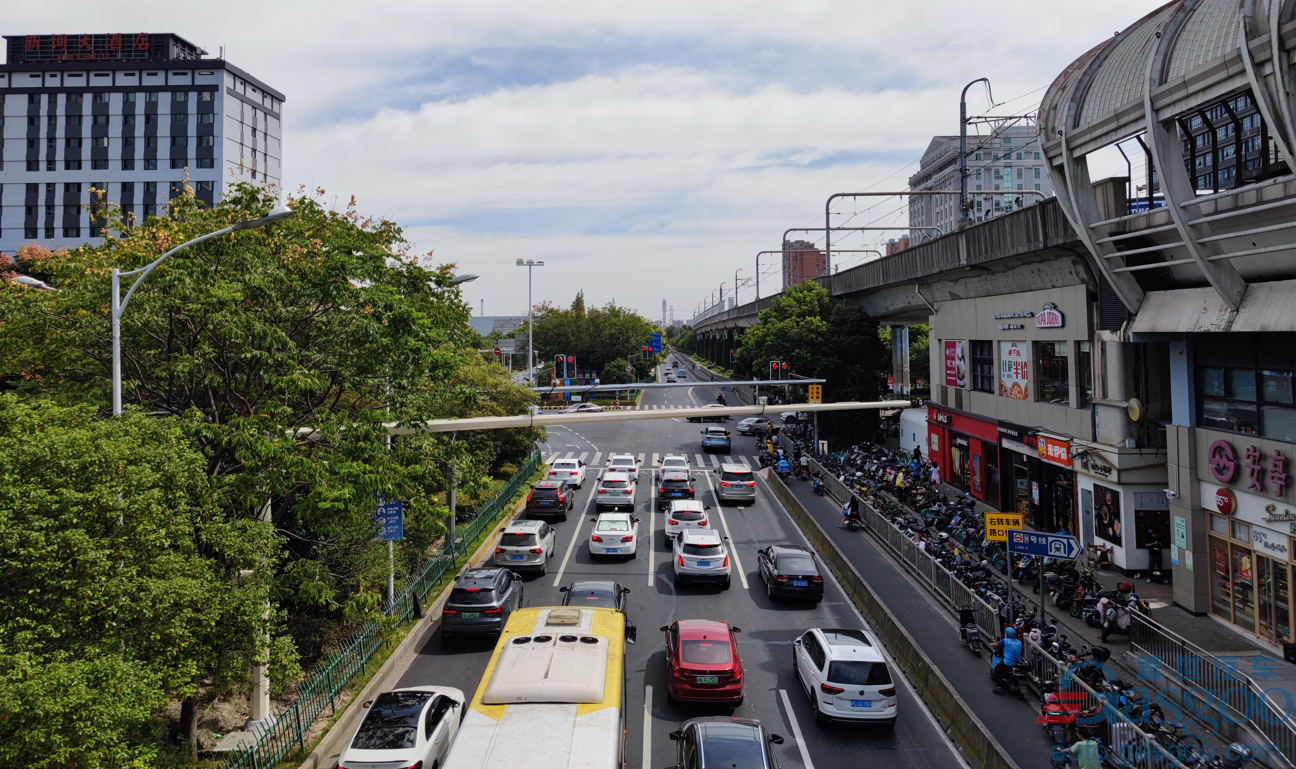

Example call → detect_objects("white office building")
0 33 283 256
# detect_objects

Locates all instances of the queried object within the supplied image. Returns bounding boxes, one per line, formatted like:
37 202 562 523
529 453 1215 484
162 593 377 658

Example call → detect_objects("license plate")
537 502 552 506
605 548 619 553
695 676 719 685
793 580 808 586
510 555 525 560
462 612 480 619
696 561 711 567
850 700 872 708
671 492 682 497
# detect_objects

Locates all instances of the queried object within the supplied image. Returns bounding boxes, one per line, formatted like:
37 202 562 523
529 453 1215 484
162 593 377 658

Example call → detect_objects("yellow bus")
443 606 635 769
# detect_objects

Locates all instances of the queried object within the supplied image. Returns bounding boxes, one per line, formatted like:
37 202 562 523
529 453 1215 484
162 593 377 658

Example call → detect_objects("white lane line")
578 452 589 462
703 472 748 589
648 483 657 587
637 453 645 468
651 452 660 468
710 454 720 467
695 453 706 466
564 451 575 459
778 689 816 769
552 491 597 587
738 456 752 469
642 685 653 769
592 452 602 466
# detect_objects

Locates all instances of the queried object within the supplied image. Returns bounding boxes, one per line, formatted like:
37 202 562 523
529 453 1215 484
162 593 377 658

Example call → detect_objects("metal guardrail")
215 450 543 769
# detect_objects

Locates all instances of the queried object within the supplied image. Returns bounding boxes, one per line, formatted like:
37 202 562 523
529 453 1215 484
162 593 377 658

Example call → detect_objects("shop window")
971 340 994 393
1036 341 1069 404
1077 341 1093 407
1193 363 1296 437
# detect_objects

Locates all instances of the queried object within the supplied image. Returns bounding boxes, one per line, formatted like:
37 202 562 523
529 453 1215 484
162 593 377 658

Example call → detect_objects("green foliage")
520 292 662 380
878 324 930 386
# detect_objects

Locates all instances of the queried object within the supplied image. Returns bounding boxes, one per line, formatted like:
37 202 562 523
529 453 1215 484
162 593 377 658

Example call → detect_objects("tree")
521 292 662 381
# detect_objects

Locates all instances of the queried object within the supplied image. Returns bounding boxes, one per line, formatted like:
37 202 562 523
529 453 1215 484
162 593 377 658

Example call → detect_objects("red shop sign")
1037 435 1071 466
1213 487 1236 516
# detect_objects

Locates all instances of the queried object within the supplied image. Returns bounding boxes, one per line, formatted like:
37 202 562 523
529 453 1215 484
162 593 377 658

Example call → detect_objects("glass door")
1257 556 1274 643
1210 539 1232 621
1277 562 1292 643
1232 545 1256 630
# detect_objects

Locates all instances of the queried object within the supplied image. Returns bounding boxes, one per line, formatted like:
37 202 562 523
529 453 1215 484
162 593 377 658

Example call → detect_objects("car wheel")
811 702 827 726
721 576 731 590
560 513 568 522
630 547 638 560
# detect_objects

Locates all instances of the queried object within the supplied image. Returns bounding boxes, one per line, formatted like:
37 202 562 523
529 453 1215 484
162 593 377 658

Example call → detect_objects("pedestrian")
913 445 922 465
839 500 852 528
1068 737 1103 769
1145 528 1164 583
930 463 941 485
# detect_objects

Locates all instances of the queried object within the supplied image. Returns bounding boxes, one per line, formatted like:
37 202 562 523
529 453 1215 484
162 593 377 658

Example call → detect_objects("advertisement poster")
1237 552 1253 584
999 341 1029 400
1094 483 1122 546
944 340 966 388
1031 481 1040 505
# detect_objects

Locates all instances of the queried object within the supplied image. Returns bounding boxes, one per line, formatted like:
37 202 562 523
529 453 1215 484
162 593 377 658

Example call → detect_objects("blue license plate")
850 700 872 708
537 502 552 506
510 555 525 560
793 580 808 586
605 548 619 553
696 561 711 567
671 492 681 497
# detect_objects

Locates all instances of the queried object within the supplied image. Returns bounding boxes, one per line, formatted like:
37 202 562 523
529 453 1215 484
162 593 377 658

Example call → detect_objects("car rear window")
721 471 751 482
705 429 729 436
682 639 732 664
531 487 560 499
671 510 704 521
350 691 433 749
828 661 892 686
449 587 497 606
500 533 537 547
596 519 629 531
683 542 722 556
776 556 817 573
662 479 692 489
553 461 577 470
602 480 628 489
572 592 616 607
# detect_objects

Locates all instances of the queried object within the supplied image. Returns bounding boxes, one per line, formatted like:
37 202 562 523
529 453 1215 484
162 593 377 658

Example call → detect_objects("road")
394 355 970 769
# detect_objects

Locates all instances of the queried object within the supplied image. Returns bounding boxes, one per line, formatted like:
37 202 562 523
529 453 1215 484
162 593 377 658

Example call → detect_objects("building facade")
0 33 284 256
908 124 1053 234
782 239 824 288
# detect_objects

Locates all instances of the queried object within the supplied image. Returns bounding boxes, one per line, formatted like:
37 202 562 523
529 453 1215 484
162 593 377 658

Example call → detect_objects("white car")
493 520 557 575
664 500 710 546
563 403 604 413
666 373 677 383
792 627 897 727
589 512 640 558
672 529 731 589
596 471 637 512
548 457 587 488
658 454 690 479
605 453 640 480
339 686 466 769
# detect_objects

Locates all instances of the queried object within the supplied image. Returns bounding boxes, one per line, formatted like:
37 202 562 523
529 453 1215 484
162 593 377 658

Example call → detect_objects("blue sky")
14 1 1166 320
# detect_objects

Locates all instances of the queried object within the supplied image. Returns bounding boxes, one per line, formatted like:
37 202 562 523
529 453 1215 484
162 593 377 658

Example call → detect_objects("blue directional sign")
1006 529 1081 560
649 333 662 354
374 498 404 541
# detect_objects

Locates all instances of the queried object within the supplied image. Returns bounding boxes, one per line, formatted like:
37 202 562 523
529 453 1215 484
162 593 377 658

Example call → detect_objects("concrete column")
1168 424 1210 613
890 326 910 396
1168 336 1194 427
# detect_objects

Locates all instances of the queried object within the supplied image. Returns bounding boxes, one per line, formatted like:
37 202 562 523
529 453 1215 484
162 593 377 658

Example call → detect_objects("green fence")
216 449 543 769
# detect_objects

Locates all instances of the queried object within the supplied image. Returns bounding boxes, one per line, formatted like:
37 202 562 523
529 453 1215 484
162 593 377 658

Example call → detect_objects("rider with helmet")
991 627 1023 695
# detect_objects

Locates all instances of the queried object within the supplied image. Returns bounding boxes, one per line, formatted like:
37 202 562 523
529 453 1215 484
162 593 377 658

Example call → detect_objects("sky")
12 1 1166 322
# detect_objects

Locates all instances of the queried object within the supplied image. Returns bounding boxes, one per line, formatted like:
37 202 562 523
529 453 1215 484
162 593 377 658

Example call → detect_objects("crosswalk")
543 450 758 470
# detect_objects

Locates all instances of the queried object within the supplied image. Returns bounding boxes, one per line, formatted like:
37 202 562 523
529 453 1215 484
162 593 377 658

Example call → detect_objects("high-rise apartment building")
782 239 824 289
0 33 283 256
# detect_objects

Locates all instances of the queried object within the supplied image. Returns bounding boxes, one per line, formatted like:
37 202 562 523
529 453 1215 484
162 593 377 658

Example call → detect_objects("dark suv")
670 717 784 769
526 480 574 521
441 567 523 642
658 472 695 510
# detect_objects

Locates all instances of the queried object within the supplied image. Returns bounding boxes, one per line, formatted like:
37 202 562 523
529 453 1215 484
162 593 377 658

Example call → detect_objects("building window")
64 160 83 170
1003 137 1011 144
63 227 81 238
1035 184 1041 191
170 159 187 169
145 114 158 125
45 227 55 239
66 115 83 126
48 116 57 128
171 136 188 147
172 114 187 124
27 160 39 172
1036 341 1069 404
92 159 108 170
196 181 213 192
65 183 81 194
200 91 214 102
971 340 994 393
93 92 109 103
146 92 159 102
66 137 82 149
1016 152 1022 160
122 114 135 126
144 182 158 193
46 160 56 172
145 137 159 148
975 169 982 180
198 136 215 147
28 93 40 105
143 204 157 219
122 158 136 170
25 227 37 239
975 200 983 210
1197 365 1296 440
197 158 214 169
91 137 108 148
64 204 80 216
144 159 158 170
1078 341 1093 407
173 92 188 102
1034 168 1041 179
67 94 84 104
198 113 214 124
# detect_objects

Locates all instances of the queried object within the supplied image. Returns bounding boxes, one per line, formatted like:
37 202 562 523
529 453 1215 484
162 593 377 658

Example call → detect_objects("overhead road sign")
1005 529 1081 560
649 333 662 353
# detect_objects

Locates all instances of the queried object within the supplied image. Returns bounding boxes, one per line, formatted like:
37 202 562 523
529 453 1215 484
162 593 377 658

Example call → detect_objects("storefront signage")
998 423 1029 439
1037 435 1071 466
993 311 1035 319
984 512 1024 542
1076 450 1116 480
1213 487 1236 516
998 323 1025 330
1264 504 1296 523
944 341 966 388
1202 481 1296 537
1206 438 1290 498
1173 515 1187 549
1252 528 1289 558
934 411 953 425
1034 303 1064 329
999 341 1029 400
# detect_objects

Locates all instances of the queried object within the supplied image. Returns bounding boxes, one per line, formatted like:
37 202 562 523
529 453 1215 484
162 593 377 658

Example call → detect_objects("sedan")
664 500 710 545
589 512 640 558
686 404 729 423
547 457 587 488
562 403 604 413
701 427 732 454
658 471 695 510
605 453 640 479
596 471 637 512
560 579 629 611
661 619 744 705
666 373 678 383
658 454 691 478
736 417 773 435
673 529 731 589
339 687 466 769
757 544 824 603
670 718 784 769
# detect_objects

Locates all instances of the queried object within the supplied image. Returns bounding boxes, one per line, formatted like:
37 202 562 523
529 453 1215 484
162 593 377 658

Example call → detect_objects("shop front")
997 426 1077 535
1201 482 1294 646
927 406 999 504
1070 444 1171 573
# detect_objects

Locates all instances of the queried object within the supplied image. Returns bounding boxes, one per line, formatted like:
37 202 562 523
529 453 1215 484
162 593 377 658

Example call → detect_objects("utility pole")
960 78 992 224
516 259 545 383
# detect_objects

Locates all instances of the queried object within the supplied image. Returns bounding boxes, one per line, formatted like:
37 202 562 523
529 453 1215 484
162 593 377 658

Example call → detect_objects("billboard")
943 340 966 388
999 341 1029 400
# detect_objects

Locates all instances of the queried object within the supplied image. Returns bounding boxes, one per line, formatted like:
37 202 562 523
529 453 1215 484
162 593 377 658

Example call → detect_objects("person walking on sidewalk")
1145 528 1164 583
913 445 923 465
930 463 941 486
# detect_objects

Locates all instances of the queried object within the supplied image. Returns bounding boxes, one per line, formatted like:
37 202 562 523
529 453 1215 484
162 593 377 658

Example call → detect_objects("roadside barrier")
216 450 543 769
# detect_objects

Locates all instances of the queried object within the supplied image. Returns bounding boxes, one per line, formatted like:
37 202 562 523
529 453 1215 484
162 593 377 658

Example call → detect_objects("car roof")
569 579 619 594
670 500 705 511
677 618 731 636
608 453 635 460
602 471 631 481
505 520 545 532
680 528 722 544
719 463 751 472
534 480 566 488
769 544 813 558
456 568 504 588
551 458 579 465
814 628 882 660
661 470 691 481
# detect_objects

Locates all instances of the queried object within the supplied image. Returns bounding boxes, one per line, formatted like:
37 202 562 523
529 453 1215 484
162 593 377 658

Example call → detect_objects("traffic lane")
781 477 1053 768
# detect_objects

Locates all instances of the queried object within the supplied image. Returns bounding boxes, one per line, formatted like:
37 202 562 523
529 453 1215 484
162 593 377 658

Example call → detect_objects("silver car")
716 464 756 504
493 520 556 575
672 529 731 589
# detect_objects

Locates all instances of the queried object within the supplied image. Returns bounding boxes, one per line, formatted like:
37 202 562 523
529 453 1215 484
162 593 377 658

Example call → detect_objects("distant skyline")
8 1 1165 318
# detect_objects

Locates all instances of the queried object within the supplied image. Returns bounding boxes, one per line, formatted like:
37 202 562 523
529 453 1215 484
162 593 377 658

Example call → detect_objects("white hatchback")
672 529 731 589
605 453 640 479
658 454 690 478
339 686 466 769
589 512 640 558
663 500 710 546
793 627 897 727
548 457 587 488
596 471 637 512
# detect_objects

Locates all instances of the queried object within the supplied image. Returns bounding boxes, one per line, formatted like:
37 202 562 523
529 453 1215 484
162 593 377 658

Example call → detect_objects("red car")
660 619 744 706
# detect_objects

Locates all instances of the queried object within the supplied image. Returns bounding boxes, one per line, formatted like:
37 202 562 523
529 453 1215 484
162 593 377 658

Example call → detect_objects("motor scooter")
957 607 981 656
812 472 825 496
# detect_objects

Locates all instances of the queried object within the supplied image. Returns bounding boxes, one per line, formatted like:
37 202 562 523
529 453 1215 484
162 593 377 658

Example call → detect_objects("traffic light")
781 361 790 378
642 346 649 360
554 354 565 379
770 360 781 380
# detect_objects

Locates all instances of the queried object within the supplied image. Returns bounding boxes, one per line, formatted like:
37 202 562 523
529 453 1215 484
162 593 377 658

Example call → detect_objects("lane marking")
648 480 657 587
710 454 720 467
592 452 602 466
695 453 706 466
552 490 597 587
545 452 558 463
703 472 748 589
642 685 653 769
578 452 588 462
637 453 645 468
652 452 660 469
778 689 816 769
738 456 752 469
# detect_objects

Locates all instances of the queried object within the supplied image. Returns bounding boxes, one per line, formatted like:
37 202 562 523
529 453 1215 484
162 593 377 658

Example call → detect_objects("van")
716 464 756 504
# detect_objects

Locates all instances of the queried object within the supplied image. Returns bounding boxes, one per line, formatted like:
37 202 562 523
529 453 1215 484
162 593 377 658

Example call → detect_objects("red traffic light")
781 362 788 370
566 356 574 363
770 361 778 369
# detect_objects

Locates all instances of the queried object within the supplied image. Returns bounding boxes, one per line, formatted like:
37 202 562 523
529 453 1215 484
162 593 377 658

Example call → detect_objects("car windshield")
721 471 751 482
776 556 817 573
671 511 704 521
500 533 537 547
682 542 722 556
531 487 560 499
448 587 497 606
596 519 629 531
827 661 893 686
682 639 733 665
700 724 765 769
602 480 628 489
349 691 432 750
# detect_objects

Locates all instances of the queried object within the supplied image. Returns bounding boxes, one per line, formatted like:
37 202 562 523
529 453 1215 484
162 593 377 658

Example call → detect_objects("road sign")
625 364 633 374
1006 529 1081 560
375 499 404 541
649 333 662 354
808 384 822 404
493 347 501 355
984 512 1023 542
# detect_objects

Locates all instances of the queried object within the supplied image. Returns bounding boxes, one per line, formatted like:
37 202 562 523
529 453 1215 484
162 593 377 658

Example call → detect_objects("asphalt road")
394 356 968 769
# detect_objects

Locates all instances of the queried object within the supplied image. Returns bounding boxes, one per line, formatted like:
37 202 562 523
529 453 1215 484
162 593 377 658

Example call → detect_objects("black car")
658 473 695 510
441 567 523 642
526 480 574 521
756 544 824 602
560 579 629 612
670 717 784 769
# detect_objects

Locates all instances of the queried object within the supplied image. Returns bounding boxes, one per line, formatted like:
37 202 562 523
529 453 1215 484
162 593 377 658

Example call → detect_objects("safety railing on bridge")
215 450 543 769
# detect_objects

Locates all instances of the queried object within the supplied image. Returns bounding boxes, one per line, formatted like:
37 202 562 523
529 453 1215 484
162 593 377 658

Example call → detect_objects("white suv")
605 454 640 480
658 454 690 479
548 457 587 488
596 471 637 512
672 529 731 589
792 627 897 727
663 500 710 546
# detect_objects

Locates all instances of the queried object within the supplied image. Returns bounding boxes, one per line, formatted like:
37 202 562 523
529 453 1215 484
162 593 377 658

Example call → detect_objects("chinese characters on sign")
944 341 966 388
1037 435 1071 466
999 341 1029 400
984 512 1024 542
807 384 822 404
1207 438 1291 501
19 33 153 62
374 499 404 541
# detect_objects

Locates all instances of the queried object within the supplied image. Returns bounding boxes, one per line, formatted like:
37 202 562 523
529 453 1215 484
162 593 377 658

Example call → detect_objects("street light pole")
516 258 546 383
111 202 297 415
960 78 992 224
